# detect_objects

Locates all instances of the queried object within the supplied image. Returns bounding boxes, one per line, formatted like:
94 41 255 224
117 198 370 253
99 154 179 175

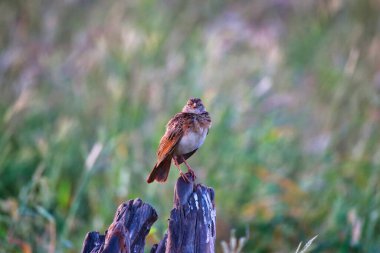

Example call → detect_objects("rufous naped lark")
147 98 211 183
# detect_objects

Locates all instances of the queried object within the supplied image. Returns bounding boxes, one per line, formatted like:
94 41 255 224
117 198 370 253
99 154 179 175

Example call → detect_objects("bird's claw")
180 172 191 183
187 168 196 179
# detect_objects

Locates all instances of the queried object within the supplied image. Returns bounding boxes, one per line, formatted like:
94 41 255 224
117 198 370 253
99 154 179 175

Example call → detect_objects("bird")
146 98 212 183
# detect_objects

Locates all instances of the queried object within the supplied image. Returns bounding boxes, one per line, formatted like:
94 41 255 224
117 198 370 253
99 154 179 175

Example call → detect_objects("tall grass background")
1 0 380 252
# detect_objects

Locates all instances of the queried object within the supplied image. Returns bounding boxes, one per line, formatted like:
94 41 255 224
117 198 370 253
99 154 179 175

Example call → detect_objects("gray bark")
81 198 157 253
152 173 216 253
81 173 216 253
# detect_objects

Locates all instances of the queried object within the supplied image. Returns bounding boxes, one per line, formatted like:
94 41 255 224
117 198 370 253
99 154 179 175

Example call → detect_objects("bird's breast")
176 127 208 155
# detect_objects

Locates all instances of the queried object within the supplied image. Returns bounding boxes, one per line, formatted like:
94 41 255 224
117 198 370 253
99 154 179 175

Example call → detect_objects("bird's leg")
181 156 196 179
173 159 190 183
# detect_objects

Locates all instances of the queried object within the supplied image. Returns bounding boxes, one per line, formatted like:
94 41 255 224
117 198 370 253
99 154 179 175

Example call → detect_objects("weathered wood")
152 173 216 253
82 173 216 253
81 198 158 253
82 231 104 253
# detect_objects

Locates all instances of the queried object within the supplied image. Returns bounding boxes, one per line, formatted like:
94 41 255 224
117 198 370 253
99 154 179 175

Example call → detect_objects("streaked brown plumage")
147 98 212 183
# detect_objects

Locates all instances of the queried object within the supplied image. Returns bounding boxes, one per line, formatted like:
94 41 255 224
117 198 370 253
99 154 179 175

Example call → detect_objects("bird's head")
182 98 205 114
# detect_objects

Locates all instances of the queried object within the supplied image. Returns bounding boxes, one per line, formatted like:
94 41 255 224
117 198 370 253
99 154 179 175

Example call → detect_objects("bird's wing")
174 148 198 165
156 114 184 164
183 149 198 160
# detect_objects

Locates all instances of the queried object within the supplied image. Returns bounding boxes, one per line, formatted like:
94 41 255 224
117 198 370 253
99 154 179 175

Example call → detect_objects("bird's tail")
146 156 171 183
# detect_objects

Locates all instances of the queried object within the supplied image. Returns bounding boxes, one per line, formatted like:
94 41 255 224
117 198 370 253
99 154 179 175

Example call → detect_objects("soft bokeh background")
1 0 380 252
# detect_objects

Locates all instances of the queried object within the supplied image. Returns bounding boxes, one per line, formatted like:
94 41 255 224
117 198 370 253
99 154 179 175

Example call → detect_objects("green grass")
1 0 380 252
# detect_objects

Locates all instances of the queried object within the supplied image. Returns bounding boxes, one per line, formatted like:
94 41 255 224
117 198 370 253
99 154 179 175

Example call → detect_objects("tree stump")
81 172 216 253
152 173 216 253
81 199 158 253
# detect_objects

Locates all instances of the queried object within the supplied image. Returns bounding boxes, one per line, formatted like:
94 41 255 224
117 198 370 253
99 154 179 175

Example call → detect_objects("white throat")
182 107 204 114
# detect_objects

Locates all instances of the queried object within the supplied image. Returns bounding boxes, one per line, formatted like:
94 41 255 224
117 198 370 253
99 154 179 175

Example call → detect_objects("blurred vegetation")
1 0 380 252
